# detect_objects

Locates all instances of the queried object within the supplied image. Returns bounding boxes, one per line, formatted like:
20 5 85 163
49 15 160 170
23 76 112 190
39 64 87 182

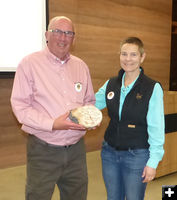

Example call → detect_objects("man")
11 16 95 200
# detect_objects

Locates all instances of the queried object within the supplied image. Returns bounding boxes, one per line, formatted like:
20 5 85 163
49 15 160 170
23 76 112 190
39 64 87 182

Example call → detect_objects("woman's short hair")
120 37 144 56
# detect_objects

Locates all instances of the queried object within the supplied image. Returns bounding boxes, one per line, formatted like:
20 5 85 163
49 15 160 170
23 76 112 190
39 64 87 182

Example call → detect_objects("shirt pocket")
74 82 87 103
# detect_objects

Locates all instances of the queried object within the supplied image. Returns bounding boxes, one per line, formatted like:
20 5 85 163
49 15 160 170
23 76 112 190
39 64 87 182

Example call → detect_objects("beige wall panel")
155 91 177 177
0 79 27 168
49 0 171 91
164 91 177 114
156 132 177 178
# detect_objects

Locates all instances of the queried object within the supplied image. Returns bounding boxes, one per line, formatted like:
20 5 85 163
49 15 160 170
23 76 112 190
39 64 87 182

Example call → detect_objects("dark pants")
26 135 88 200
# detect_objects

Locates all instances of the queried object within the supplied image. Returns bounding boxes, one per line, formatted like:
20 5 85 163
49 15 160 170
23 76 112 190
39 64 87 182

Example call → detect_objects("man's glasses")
48 29 75 38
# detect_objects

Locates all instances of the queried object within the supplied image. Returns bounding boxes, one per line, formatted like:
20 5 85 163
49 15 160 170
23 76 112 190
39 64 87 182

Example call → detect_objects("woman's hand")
142 166 156 183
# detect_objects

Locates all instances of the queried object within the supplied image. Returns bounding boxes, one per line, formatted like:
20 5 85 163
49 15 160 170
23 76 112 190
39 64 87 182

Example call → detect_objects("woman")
95 37 165 200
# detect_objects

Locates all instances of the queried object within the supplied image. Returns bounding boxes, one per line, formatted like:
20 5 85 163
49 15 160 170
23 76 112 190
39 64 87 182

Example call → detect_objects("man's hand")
142 166 156 183
53 112 86 130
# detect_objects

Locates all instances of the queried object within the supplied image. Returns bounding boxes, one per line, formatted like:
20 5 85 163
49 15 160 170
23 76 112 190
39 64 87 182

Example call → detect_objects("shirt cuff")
42 118 54 132
146 158 159 169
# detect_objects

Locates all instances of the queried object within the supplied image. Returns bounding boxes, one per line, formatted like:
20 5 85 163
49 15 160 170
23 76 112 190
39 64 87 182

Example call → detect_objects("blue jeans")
101 141 149 200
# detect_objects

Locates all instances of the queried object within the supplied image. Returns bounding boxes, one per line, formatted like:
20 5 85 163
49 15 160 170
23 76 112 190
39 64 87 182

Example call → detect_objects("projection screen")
0 0 47 72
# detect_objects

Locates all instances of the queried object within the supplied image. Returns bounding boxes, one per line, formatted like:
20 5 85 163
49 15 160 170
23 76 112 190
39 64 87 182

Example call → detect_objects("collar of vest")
117 66 144 86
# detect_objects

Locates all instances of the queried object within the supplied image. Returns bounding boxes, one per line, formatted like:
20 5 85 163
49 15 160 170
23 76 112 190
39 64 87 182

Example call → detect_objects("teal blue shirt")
95 74 165 169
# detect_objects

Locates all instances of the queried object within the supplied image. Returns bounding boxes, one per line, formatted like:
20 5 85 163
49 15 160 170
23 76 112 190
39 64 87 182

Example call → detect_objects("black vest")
105 68 157 150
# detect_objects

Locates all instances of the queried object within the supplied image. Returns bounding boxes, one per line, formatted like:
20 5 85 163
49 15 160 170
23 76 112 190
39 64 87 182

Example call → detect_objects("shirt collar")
44 47 70 65
121 71 140 90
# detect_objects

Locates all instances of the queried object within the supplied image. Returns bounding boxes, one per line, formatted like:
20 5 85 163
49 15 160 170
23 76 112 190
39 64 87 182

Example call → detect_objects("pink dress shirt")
11 47 95 145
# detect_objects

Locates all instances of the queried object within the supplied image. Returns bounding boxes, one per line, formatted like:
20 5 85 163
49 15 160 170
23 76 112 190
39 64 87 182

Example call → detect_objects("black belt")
107 142 146 151
115 146 148 151
115 146 136 151
30 135 72 149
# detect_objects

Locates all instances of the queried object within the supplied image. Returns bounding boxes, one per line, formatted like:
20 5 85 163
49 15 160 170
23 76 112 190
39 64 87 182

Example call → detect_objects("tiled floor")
0 150 177 200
